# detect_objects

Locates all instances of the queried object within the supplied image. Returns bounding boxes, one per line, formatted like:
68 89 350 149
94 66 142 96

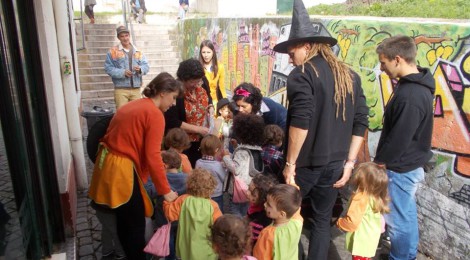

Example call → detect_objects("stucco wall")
179 16 470 259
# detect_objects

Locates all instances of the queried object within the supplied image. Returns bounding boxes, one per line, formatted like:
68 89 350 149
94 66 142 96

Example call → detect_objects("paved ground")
74 129 430 260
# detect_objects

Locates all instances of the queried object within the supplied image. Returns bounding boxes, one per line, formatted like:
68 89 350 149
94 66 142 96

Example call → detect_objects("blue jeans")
385 167 424 260
212 195 224 214
228 198 249 217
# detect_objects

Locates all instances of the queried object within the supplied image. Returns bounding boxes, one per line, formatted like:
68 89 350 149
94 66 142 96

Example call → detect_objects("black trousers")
115 173 146 259
295 161 344 260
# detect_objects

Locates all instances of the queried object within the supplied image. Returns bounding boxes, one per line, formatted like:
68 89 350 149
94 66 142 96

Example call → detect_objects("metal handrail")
121 0 136 44
73 0 86 51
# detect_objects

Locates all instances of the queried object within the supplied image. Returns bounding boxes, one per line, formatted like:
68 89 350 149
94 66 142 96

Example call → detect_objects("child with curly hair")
163 168 222 260
196 135 228 212
336 162 390 260
246 174 278 247
164 128 192 174
210 214 256 260
223 113 265 217
253 183 303 260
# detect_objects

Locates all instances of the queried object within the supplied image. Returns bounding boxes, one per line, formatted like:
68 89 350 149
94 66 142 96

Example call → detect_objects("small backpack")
86 115 113 163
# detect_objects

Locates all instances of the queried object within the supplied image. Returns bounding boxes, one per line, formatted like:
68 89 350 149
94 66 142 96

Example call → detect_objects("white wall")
34 0 72 193
218 0 277 17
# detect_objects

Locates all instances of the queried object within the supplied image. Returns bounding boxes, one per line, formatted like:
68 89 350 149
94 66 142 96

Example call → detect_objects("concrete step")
81 23 177 30
79 64 179 76
81 39 175 48
77 27 178 37
76 45 178 54
79 73 164 83
76 25 178 34
78 55 180 67
78 51 180 60
76 34 177 42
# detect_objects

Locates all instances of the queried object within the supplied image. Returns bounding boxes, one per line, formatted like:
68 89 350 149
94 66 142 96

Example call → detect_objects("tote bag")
232 176 248 203
143 222 171 257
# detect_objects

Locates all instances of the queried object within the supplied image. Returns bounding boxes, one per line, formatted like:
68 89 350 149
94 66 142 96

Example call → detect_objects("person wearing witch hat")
274 0 369 259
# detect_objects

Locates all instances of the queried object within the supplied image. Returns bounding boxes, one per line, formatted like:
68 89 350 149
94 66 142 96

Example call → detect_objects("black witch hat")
273 0 337 54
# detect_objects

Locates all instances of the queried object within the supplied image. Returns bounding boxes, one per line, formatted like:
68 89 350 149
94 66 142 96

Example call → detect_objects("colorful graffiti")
180 18 470 194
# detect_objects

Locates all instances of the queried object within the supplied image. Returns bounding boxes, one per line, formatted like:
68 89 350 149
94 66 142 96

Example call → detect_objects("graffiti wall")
180 17 470 206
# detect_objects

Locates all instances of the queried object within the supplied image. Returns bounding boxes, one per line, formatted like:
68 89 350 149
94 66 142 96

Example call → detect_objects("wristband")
344 161 355 170
285 161 296 167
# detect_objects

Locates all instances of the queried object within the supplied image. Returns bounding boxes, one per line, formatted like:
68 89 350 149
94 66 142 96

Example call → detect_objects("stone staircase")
76 17 181 111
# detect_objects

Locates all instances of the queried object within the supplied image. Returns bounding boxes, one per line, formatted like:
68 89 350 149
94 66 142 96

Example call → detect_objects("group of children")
97 97 393 260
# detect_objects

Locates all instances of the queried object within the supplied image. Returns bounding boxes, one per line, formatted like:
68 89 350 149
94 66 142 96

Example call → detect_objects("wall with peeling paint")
178 17 470 258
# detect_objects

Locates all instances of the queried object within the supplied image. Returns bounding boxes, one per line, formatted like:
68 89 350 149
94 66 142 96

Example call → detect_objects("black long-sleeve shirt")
285 56 369 167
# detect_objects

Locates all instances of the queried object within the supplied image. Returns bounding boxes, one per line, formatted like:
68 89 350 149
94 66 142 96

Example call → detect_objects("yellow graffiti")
337 34 351 59
426 45 454 65
463 53 470 75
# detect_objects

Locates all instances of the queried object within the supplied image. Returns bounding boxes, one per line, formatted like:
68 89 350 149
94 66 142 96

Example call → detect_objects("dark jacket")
285 55 369 168
375 67 435 173
164 77 212 133
261 97 287 130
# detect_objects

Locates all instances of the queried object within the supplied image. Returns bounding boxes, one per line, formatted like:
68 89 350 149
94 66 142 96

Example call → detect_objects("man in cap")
273 0 368 259
104 25 149 109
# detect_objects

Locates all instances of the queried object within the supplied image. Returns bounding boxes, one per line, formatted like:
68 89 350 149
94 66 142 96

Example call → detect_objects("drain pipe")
52 0 88 189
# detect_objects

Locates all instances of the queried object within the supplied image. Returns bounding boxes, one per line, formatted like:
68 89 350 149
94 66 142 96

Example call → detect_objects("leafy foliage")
307 0 469 19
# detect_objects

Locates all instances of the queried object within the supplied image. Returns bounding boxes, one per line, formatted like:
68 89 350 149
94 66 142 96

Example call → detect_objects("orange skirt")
88 146 154 217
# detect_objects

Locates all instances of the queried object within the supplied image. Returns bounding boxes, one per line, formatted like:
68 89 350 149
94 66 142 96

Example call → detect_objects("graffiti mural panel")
181 18 470 204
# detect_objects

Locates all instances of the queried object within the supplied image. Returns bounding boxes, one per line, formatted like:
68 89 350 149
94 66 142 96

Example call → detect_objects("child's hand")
163 190 178 202
230 138 238 149
223 149 230 156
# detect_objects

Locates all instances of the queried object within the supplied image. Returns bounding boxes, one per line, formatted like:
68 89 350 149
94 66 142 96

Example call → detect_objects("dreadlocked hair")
299 43 354 121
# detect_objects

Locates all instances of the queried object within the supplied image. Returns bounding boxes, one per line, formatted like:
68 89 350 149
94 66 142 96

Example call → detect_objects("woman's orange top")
88 98 171 216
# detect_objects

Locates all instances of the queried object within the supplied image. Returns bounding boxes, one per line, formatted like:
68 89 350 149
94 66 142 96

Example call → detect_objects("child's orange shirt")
253 208 303 260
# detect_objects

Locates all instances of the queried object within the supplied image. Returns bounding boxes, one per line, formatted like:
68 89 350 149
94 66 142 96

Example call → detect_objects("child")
164 128 192 174
163 168 222 260
261 124 285 183
253 183 303 260
212 98 233 151
196 135 228 212
261 124 284 166
210 214 256 260
223 113 265 217
246 174 278 247
336 162 390 260
151 149 187 260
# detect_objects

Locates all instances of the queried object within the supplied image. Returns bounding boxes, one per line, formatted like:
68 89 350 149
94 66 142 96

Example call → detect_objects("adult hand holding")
163 190 178 202
134 65 141 74
283 164 296 185
198 125 210 136
333 166 353 188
